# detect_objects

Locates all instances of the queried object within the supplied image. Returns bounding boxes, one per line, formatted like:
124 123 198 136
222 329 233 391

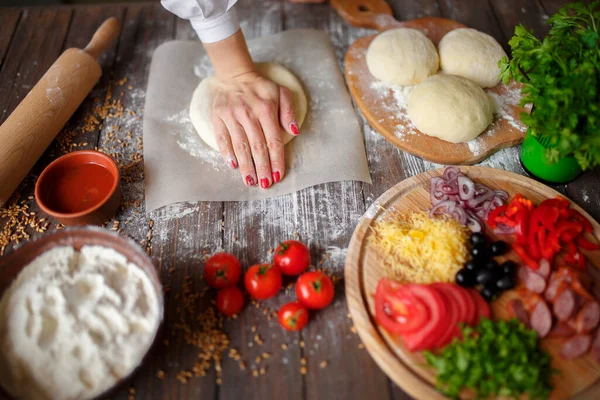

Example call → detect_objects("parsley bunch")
500 2 600 170
425 319 554 399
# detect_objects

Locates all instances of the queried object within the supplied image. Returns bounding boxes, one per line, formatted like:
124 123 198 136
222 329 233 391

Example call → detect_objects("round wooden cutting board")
345 166 600 400
331 0 528 165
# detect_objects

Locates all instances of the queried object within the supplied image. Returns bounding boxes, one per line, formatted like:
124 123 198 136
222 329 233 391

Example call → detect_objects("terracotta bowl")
0 227 164 400
35 150 121 226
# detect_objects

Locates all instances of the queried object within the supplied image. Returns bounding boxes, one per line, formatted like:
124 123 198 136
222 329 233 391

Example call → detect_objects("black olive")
464 261 480 272
485 259 499 270
496 276 515 291
456 268 476 287
501 261 516 276
471 243 487 259
476 268 495 286
490 240 509 256
470 232 487 246
481 285 498 302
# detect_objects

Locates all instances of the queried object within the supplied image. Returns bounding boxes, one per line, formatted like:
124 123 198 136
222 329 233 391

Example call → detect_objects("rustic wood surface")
345 167 600 400
0 1 594 399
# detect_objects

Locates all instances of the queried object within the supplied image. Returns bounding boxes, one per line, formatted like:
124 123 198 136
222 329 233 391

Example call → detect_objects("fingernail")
229 157 237 169
260 178 270 189
272 171 281 183
290 122 300 136
245 175 255 186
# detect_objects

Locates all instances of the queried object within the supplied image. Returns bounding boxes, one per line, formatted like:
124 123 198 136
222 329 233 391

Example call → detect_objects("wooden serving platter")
331 0 528 165
345 166 600 399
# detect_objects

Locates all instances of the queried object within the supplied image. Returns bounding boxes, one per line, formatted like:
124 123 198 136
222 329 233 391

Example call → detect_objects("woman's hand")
212 71 299 188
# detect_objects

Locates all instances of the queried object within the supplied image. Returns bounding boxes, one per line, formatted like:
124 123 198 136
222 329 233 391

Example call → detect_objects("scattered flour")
0 245 161 400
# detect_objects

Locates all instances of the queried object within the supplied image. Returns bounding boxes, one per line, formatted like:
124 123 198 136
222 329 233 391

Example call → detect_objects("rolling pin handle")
83 17 121 60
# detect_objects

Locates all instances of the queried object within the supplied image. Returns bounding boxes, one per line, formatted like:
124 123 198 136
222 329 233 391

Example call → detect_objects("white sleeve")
161 0 240 43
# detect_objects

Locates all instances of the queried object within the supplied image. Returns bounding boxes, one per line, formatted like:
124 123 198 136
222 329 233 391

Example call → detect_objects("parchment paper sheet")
143 29 371 212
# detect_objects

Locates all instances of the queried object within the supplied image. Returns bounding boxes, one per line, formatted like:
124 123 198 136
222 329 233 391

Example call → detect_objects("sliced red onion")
429 167 508 231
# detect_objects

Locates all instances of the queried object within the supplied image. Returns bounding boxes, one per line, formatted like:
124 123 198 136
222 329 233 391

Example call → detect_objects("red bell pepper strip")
568 209 594 233
513 243 539 270
556 221 583 239
539 197 569 210
537 206 560 231
487 204 507 229
564 242 579 264
537 228 555 261
576 235 600 251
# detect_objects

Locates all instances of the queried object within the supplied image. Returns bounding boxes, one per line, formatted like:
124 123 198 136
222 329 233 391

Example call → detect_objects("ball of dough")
189 62 308 151
439 28 507 88
407 74 494 143
366 28 439 85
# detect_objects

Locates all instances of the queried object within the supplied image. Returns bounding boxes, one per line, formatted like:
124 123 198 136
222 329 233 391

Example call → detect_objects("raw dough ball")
189 62 308 151
366 28 439 85
407 74 494 143
438 28 507 88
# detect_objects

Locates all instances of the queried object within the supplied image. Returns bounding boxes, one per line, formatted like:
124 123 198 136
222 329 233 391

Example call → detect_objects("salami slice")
554 288 577 321
592 329 600 363
519 266 546 294
548 321 576 338
531 301 553 338
509 299 530 329
561 334 592 360
575 301 600 334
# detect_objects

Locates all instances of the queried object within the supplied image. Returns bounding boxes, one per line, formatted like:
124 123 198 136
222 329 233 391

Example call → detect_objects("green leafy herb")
499 2 600 170
424 319 554 399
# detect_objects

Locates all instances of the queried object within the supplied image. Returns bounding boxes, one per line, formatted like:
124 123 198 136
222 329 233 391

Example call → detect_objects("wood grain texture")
0 1 593 400
346 167 600 400
0 9 20 71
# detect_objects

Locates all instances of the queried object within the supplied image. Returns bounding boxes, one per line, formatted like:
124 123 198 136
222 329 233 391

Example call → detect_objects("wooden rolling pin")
0 17 120 207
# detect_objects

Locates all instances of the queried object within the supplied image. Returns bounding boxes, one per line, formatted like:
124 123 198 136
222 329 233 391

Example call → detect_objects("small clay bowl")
35 150 121 226
0 227 164 400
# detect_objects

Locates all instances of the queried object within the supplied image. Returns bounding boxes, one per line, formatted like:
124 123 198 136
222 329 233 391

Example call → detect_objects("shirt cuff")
191 7 240 43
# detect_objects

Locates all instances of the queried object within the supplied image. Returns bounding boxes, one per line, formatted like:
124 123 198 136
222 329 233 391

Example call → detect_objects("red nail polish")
260 178 270 189
290 122 300 136
272 171 281 183
230 159 237 169
246 175 255 186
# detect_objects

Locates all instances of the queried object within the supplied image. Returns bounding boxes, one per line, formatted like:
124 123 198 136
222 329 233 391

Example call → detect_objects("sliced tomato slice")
401 285 447 352
442 283 470 324
374 279 429 335
457 287 478 326
429 283 461 348
468 288 491 324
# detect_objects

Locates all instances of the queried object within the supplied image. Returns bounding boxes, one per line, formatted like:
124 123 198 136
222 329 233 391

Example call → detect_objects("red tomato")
401 285 448 352
374 279 429 334
468 288 491 324
295 271 335 310
278 302 309 331
216 287 244 316
244 264 282 300
456 286 478 326
273 240 311 276
429 283 461 349
203 253 242 289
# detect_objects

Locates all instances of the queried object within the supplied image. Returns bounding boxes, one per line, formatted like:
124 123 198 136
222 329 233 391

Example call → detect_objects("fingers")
258 101 286 184
223 118 257 187
212 115 238 169
279 86 299 136
238 111 273 189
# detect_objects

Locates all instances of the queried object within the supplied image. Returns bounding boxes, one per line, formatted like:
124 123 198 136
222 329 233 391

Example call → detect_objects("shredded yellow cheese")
370 211 470 284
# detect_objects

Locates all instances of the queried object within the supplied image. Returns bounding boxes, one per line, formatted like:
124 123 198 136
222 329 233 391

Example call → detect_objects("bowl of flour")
0 227 164 400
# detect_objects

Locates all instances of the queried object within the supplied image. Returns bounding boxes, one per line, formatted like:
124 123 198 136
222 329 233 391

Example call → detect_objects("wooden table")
0 1 595 399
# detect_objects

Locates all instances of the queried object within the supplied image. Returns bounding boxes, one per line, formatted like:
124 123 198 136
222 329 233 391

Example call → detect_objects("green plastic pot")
520 130 582 183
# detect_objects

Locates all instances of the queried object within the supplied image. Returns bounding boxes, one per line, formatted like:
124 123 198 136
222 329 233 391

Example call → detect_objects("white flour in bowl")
0 245 161 400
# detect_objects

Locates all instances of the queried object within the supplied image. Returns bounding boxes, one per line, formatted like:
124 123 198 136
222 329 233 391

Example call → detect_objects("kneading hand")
212 71 298 188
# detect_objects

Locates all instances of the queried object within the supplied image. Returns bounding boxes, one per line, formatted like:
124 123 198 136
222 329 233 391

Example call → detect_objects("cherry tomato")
295 271 334 310
278 302 309 331
244 264 282 300
273 240 311 276
216 287 244 316
203 252 242 289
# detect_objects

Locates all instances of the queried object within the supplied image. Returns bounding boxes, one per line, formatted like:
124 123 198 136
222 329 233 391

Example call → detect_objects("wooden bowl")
0 227 164 400
35 150 121 226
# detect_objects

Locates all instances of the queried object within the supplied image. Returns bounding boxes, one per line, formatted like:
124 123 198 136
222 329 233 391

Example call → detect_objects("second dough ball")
407 75 493 143
366 28 439 85
438 28 507 88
